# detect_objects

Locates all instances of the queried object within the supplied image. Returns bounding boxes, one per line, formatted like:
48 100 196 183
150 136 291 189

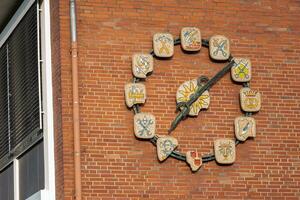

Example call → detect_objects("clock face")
124 28 261 172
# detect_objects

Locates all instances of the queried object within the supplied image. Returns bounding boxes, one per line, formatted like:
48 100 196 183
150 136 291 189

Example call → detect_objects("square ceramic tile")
231 58 251 82
181 27 201 51
186 151 202 171
157 136 178 161
153 33 174 58
132 54 153 78
209 35 230 60
124 83 146 107
214 139 236 164
240 87 261 112
134 113 156 139
234 116 256 141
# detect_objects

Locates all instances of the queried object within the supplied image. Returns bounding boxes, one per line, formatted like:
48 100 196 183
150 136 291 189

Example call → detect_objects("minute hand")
168 60 236 133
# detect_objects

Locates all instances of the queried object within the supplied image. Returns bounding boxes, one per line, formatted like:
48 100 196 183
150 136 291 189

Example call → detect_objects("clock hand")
168 59 235 133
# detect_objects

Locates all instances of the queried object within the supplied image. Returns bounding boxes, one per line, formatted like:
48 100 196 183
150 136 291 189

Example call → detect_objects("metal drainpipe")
70 0 82 199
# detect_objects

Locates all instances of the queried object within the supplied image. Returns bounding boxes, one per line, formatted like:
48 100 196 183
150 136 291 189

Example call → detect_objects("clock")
125 27 261 172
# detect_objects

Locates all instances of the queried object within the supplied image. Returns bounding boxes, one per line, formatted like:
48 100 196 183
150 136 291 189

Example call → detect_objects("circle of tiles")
125 27 261 172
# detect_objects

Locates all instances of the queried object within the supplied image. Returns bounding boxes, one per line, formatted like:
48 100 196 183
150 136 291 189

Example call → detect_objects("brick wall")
50 0 64 199
55 0 300 199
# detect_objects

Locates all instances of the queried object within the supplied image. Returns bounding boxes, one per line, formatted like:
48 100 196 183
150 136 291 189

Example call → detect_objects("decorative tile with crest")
153 33 174 58
124 83 146 107
209 35 230 60
132 54 153 78
186 151 202 172
214 139 236 164
157 136 178 161
181 27 201 51
134 113 155 139
240 87 261 112
231 58 251 82
234 116 256 141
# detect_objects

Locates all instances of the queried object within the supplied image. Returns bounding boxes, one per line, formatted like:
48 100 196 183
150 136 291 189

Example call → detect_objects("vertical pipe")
70 0 82 199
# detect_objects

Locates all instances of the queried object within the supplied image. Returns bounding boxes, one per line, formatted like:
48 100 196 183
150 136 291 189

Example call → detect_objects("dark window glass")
8 3 40 149
19 141 44 200
0 164 14 200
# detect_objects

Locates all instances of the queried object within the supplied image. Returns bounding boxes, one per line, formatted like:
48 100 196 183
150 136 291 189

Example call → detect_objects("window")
0 0 50 199
0 164 14 200
0 0 42 171
19 141 44 200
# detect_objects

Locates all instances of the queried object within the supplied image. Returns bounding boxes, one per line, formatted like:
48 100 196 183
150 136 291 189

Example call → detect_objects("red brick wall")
56 0 300 199
50 0 64 199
